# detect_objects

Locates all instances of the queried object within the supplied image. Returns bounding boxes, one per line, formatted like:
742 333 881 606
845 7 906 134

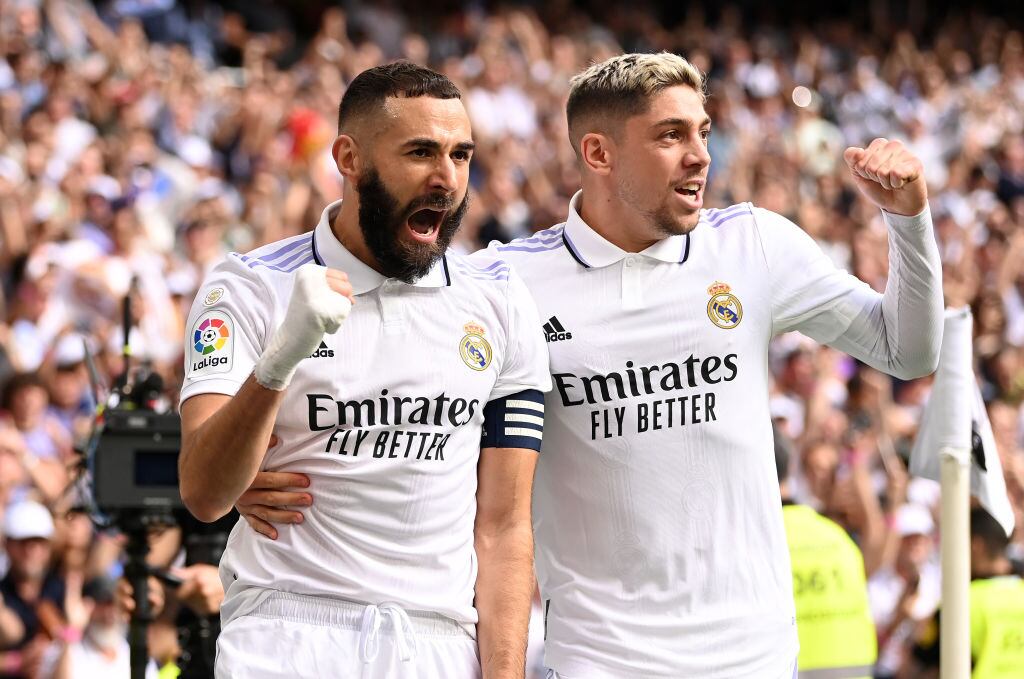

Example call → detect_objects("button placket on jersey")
621 256 644 309
377 281 409 333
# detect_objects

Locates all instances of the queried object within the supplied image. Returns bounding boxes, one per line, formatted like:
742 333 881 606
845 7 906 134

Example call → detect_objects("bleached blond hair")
567 52 706 156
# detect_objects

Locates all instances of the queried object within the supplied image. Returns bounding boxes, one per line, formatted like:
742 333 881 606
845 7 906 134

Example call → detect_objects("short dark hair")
338 62 461 134
566 53 705 157
971 506 1011 559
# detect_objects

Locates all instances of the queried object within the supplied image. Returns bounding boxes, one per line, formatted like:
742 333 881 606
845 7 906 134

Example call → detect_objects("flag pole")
939 446 970 679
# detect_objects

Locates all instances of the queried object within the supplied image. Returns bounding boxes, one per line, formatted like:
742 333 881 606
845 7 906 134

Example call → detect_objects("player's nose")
428 156 458 194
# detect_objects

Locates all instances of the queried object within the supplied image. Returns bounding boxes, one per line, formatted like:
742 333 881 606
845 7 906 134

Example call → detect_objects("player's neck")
577 188 663 254
332 195 385 274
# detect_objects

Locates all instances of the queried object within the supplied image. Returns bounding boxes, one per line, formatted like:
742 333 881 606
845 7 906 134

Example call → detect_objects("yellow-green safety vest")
970 575 1024 679
158 662 181 679
782 504 877 679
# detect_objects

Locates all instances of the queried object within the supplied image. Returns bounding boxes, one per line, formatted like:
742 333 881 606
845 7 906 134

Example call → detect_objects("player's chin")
654 210 700 237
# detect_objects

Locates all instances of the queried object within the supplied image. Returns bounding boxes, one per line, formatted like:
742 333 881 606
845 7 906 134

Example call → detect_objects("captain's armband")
481 390 545 452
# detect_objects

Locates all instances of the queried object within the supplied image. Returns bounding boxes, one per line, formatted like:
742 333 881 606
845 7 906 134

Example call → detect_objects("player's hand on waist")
844 138 928 217
254 263 354 390
237 437 313 540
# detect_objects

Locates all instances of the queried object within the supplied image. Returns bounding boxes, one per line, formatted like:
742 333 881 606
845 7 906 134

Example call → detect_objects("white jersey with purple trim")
471 191 942 678
180 200 550 631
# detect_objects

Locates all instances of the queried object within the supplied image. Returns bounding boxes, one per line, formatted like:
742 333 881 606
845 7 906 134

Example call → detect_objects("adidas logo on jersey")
543 316 572 342
308 340 334 359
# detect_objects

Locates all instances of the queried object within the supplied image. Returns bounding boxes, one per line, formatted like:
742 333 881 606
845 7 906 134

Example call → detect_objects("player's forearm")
179 375 285 522
474 520 534 679
832 207 943 380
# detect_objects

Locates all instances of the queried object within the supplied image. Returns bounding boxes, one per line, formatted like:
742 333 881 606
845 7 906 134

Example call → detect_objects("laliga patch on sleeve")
187 310 234 378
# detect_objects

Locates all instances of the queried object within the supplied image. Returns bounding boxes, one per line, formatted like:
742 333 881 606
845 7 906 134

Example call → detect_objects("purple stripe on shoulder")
249 254 314 273
275 247 313 270
455 267 511 278
496 241 564 253
256 236 311 263
711 211 749 229
703 204 748 225
459 259 508 273
281 255 315 272
455 265 511 278
513 230 563 246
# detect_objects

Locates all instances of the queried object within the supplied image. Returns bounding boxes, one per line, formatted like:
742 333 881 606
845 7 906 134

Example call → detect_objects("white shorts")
216 591 480 678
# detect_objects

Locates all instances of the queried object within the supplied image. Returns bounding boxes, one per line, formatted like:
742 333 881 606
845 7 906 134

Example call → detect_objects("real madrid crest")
459 321 492 371
706 281 742 329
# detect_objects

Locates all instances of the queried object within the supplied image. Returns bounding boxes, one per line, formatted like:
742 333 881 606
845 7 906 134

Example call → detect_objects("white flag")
909 307 1015 536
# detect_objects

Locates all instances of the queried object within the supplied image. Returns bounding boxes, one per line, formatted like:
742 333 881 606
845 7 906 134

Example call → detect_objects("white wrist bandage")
254 263 352 390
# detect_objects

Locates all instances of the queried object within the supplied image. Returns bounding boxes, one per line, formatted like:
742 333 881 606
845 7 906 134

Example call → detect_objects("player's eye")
410 148 431 158
662 130 681 141
700 129 712 142
452 150 471 162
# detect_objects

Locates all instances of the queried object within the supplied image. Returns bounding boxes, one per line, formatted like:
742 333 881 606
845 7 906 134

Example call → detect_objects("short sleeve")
180 254 276 405
489 267 552 400
752 207 877 342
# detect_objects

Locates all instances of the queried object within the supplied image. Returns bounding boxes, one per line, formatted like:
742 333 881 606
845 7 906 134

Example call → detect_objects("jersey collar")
563 190 691 269
311 200 449 294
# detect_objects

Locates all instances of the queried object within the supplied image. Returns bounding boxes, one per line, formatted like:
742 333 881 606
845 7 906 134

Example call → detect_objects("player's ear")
580 132 613 176
333 134 362 181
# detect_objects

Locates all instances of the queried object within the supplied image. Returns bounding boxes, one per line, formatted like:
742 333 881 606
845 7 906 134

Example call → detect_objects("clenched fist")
844 138 927 217
254 264 354 390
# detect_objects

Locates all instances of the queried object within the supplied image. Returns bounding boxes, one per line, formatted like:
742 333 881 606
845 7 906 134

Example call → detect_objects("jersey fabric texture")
470 191 942 678
180 200 551 635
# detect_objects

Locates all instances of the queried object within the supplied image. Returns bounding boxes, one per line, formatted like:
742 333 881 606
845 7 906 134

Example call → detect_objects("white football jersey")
472 192 941 678
180 200 551 632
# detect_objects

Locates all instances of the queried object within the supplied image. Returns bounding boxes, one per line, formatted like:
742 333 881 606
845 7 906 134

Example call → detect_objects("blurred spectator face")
110 204 139 251
347 96 472 283
183 218 224 262
894 504 935 579
780 349 816 398
82 579 127 650
6 537 51 581
49 365 85 411
13 277 49 323
803 441 838 490
897 534 932 578
610 85 711 237
3 500 56 583
4 375 48 430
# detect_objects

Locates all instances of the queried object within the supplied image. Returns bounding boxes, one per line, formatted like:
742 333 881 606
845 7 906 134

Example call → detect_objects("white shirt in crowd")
471 191 942 679
180 200 551 632
38 637 159 679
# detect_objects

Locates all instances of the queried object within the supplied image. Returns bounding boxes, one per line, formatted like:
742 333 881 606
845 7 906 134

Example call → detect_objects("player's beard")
615 174 699 237
357 168 468 284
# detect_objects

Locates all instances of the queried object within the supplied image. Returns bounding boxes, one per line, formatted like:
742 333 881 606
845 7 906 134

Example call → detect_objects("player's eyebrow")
403 138 476 153
651 116 713 130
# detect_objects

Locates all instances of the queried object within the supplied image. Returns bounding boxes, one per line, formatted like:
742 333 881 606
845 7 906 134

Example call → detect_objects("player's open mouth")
406 208 445 244
674 180 704 209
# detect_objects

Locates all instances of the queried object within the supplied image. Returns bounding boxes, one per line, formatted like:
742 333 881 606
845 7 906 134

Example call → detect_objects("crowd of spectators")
0 0 1021 677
